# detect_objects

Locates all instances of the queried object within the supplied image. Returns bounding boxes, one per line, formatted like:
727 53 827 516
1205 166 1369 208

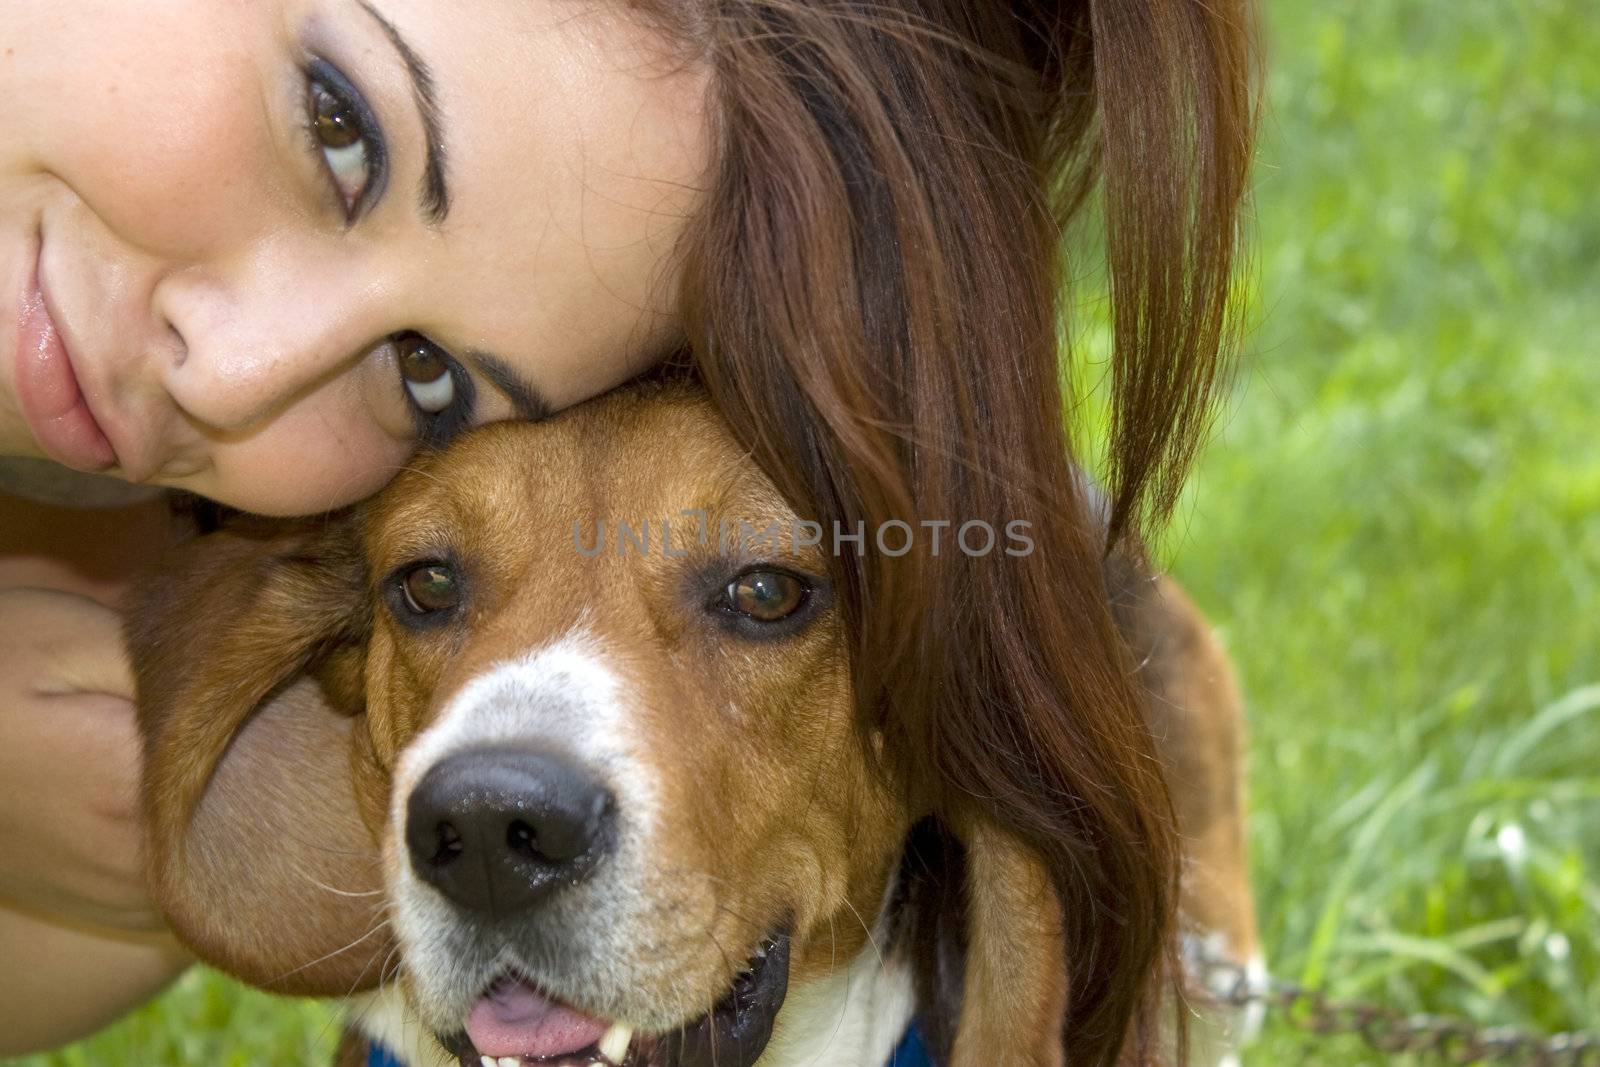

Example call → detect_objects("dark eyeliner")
301 55 390 221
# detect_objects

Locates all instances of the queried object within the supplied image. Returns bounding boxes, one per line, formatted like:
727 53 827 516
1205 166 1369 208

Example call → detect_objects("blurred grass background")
1171 0 1600 1060
10 0 1599 1063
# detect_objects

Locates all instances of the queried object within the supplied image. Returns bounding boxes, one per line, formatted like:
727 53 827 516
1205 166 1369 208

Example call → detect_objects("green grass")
1170 0 1600 1060
4 970 341 1066
9 0 1598 1063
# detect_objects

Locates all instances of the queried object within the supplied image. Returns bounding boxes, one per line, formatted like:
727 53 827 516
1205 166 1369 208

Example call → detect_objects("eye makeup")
300 55 390 222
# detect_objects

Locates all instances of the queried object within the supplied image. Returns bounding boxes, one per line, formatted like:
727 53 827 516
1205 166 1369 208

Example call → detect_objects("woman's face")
0 0 709 514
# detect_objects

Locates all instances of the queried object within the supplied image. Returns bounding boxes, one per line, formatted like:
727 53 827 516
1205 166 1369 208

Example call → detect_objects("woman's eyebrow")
465 351 553 423
357 1 451 224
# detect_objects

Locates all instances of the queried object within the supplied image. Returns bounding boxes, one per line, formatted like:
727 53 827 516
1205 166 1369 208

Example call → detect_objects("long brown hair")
644 1 1255 1062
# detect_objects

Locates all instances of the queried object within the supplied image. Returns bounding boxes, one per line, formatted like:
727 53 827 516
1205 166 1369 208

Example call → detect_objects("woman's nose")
152 252 385 433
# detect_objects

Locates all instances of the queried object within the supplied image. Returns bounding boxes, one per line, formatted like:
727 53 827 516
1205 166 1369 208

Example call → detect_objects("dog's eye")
724 569 808 622
401 563 460 615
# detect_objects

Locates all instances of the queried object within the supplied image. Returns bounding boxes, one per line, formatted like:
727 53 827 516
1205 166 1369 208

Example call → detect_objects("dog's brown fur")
129 384 1253 1065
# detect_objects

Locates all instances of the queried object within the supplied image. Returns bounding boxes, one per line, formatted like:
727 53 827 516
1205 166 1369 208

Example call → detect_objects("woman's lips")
12 255 117 472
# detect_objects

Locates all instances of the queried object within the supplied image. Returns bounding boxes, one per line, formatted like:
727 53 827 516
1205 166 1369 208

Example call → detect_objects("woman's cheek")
194 400 414 516
27 2 292 260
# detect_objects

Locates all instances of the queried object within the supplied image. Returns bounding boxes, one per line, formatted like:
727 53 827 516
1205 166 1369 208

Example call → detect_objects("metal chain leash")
1188 948 1600 1065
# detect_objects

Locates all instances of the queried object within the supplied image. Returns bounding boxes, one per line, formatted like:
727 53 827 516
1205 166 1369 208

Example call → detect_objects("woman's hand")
0 586 160 932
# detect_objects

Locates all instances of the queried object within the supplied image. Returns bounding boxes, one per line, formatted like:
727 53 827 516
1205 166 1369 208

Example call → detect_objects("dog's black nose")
405 747 616 919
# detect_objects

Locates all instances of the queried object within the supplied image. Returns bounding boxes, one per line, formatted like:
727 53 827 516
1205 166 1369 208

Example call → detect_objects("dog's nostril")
431 821 464 866
506 819 539 861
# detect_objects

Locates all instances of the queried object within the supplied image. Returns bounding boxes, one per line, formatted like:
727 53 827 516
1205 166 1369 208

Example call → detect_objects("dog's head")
130 383 1069 1067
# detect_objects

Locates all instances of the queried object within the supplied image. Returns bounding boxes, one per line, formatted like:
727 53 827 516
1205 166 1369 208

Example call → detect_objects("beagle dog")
128 382 1257 1067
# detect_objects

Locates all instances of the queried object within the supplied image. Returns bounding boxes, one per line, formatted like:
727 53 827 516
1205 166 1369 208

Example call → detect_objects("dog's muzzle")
403 744 793 1067
436 930 792 1067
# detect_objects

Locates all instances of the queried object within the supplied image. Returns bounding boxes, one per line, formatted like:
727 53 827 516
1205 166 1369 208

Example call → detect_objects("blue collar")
367 1043 405 1067
368 1022 931 1067
889 1021 933 1065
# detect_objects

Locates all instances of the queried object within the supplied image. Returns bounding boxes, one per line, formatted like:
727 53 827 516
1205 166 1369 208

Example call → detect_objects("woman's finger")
0 586 135 700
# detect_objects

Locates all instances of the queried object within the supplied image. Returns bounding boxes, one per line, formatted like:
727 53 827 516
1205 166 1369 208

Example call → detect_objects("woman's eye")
302 60 384 220
309 80 370 212
397 333 457 414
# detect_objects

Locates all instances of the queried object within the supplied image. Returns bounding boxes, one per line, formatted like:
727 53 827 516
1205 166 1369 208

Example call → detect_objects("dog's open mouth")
443 932 791 1067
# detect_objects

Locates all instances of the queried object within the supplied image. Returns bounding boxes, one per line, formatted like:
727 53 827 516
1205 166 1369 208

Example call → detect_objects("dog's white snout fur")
386 632 662 1033
392 631 656 836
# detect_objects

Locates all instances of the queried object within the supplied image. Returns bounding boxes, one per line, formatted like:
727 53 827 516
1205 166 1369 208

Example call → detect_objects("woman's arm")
0 585 158 928
0 898 189 1056
0 490 193 1052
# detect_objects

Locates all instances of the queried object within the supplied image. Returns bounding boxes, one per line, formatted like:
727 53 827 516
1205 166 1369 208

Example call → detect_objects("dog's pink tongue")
466 979 610 1060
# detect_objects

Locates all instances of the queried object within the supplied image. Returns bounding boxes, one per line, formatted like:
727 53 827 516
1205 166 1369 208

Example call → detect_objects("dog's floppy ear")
897 816 1068 1066
948 816 1068 1067
127 516 393 995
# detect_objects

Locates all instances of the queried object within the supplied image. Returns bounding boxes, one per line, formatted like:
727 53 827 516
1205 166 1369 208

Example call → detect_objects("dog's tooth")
480 1057 496 1067
598 1023 634 1064
496 1059 521 1067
